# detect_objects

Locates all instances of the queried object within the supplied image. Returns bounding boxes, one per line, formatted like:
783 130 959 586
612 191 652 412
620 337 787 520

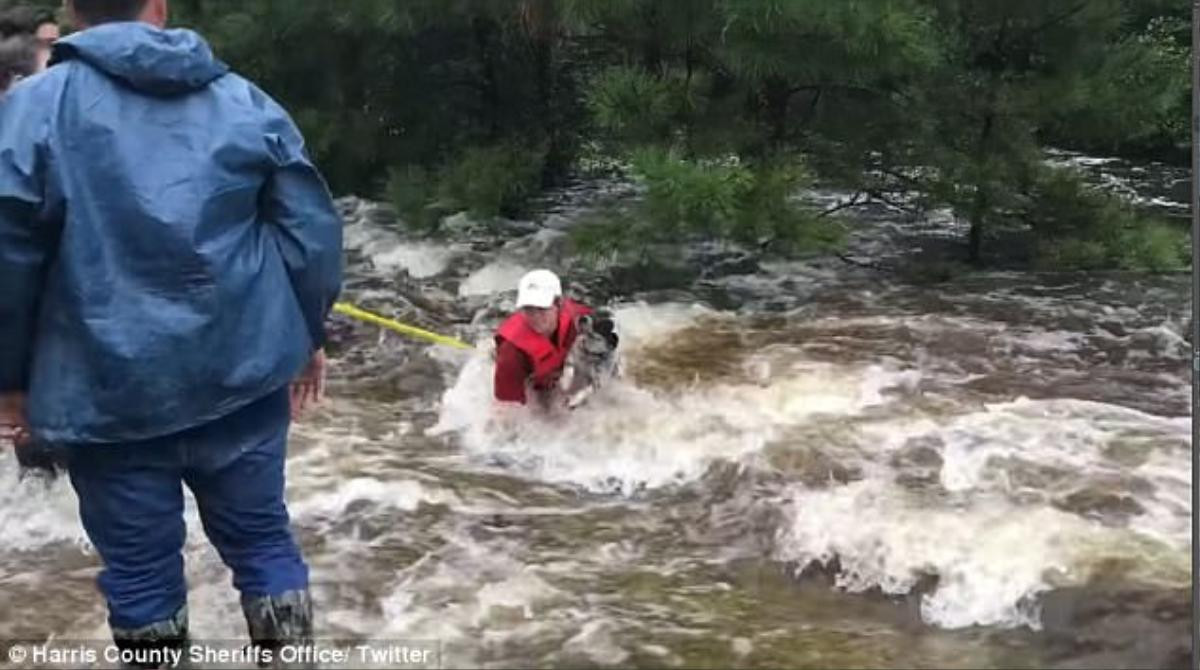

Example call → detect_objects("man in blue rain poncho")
0 0 343 663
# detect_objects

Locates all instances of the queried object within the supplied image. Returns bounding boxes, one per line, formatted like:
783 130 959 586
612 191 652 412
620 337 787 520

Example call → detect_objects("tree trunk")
472 16 500 140
969 111 996 265
521 0 567 186
763 76 792 151
641 5 662 72
968 198 985 264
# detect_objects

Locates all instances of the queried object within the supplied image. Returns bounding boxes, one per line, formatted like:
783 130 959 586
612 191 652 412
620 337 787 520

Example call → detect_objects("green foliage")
715 0 941 85
149 0 1190 271
880 0 1184 262
387 142 547 229
1045 14 1190 155
437 142 548 219
1124 222 1191 272
1035 227 1189 273
568 210 644 262
585 67 689 144
171 0 584 195
1029 169 1189 272
618 149 841 253
1035 236 1111 271
633 149 754 238
733 159 844 252
385 166 443 232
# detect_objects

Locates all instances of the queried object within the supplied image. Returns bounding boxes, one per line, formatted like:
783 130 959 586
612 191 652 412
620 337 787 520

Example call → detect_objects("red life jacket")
495 298 593 390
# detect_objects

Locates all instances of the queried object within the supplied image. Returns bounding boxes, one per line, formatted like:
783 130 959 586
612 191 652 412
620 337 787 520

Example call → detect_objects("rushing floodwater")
0 151 1190 669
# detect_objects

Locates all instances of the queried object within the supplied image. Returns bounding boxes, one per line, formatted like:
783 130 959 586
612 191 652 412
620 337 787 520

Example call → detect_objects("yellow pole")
332 302 473 350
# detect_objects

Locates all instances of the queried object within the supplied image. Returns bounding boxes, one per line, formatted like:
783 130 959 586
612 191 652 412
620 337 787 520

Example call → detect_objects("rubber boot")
241 589 314 669
110 605 189 670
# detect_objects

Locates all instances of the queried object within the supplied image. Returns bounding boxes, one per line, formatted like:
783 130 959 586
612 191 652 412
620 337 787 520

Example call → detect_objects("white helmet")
516 269 562 309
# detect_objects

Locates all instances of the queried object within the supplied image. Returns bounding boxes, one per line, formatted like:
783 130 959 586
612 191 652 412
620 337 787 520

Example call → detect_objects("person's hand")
0 393 30 446
290 349 327 419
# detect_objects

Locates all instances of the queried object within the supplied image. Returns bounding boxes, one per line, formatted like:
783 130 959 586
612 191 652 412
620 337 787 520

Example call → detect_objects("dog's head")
574 314 618 359
559 313 621 404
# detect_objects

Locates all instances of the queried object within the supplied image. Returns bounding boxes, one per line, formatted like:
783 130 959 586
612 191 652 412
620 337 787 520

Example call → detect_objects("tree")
904 0 1174 263
19 0 1186 270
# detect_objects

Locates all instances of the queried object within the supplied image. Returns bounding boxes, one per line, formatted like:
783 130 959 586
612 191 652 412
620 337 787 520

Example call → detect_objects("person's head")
31 13 57 70
0 5 55 37
66 0 166 30
516 269 563 337
0 34 36 94
0 5 58 71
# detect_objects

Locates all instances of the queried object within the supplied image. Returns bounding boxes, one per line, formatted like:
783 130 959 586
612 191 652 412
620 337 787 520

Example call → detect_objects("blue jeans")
65 389 308 630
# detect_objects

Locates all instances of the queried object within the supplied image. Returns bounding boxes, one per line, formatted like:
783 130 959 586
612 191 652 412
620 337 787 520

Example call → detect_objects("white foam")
372 536 571 664
471 570 565 626
0 458 89 551
342 220 400 255
608 301 718 349
765 386 1192 631
289 477 460 519
371 242 459 279
503 228 569 257
1131 324 1190 356
731 637 753 657
1136 195 1188 210
927 398 1190 502
1000 329 1085 354
774 479 1181 630
562 620 629 665
431 328 918 494
342 215 462 279
1133 447 1193 550
860 399 1191 554
458 261 530 298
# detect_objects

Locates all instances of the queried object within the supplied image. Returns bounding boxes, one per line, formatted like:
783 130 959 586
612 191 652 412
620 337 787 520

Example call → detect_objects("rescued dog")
558 312 621 409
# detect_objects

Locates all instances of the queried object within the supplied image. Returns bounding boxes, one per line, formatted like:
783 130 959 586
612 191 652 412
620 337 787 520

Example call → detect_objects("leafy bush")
632 149 753 238
568 213 642 263
1116 221 1189 271
628 149 843 253
385 165 441 232
1029 168 1189 272
585 67 692 144
437 142 547 220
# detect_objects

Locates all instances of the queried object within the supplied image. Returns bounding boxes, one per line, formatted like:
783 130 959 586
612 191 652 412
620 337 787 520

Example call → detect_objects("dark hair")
0 34 36 92
0 5 57 37
70 0 148 25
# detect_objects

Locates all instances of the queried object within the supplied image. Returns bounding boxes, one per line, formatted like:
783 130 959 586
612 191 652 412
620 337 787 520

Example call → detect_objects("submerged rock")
1052 486 1146 525
889 436 944 489
1038 584 1190 670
